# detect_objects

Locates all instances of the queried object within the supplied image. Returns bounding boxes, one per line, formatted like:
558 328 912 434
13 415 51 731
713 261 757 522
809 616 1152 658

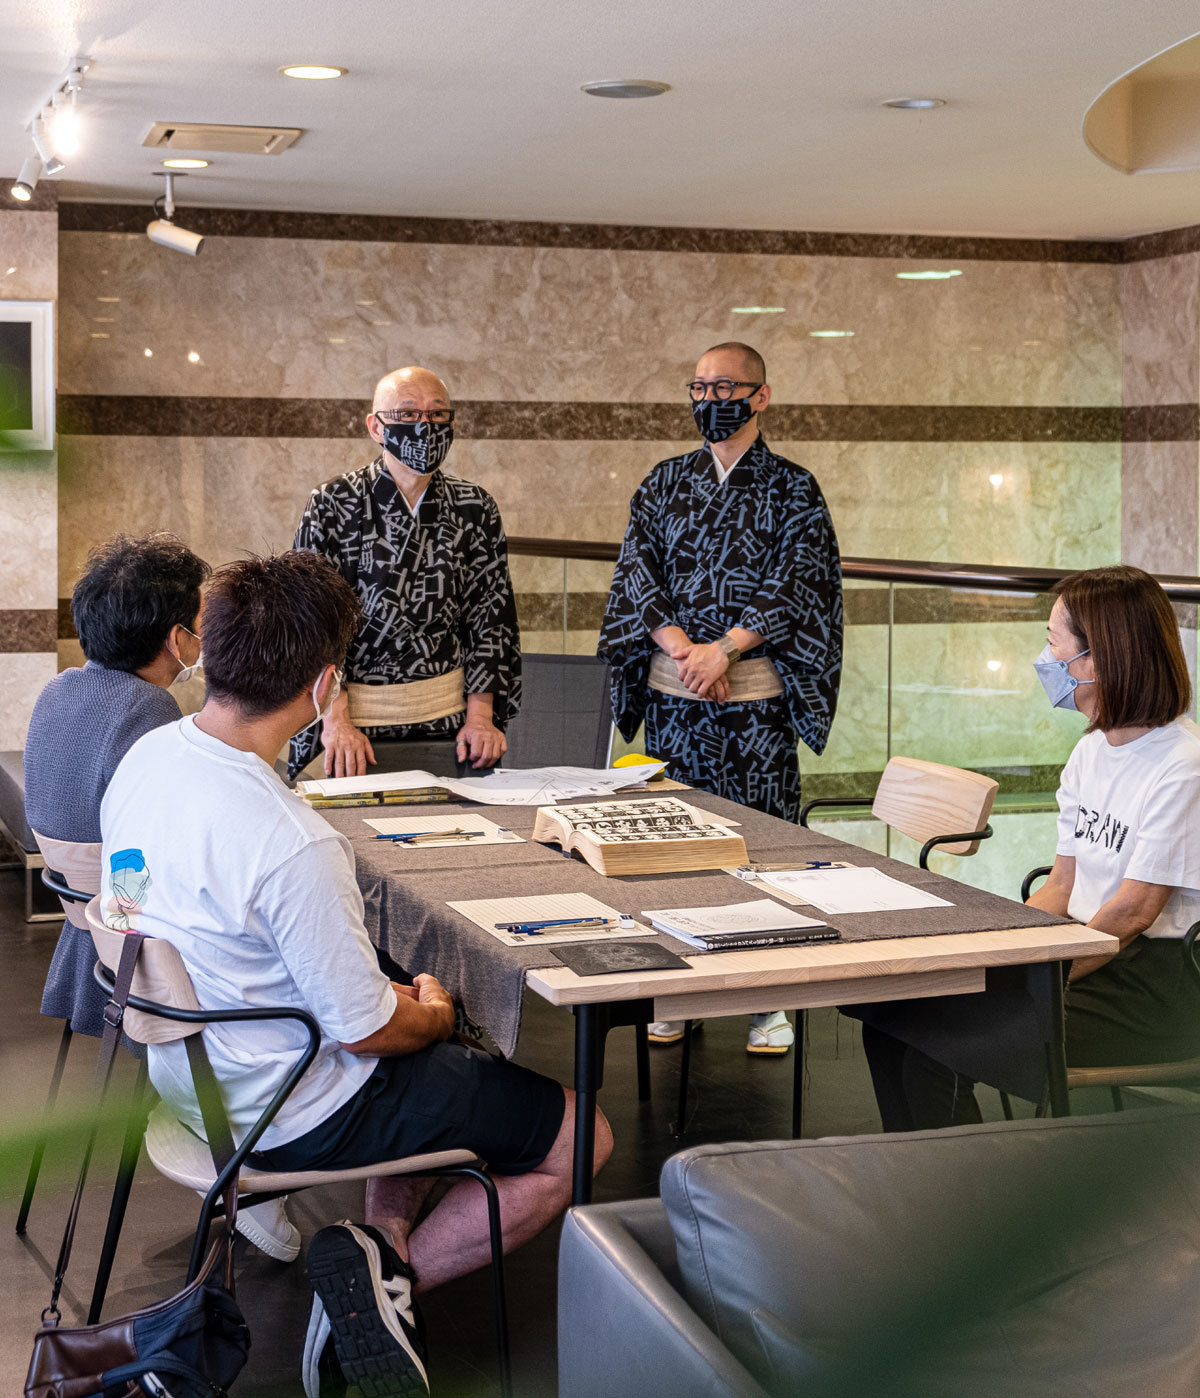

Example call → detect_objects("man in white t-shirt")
101 549 611 1398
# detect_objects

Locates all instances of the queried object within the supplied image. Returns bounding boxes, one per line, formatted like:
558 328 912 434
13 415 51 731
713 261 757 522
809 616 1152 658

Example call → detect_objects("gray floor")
1 868 1019 1397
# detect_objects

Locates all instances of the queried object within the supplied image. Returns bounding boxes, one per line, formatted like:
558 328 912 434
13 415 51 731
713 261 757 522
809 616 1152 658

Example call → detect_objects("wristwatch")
716 633 742 664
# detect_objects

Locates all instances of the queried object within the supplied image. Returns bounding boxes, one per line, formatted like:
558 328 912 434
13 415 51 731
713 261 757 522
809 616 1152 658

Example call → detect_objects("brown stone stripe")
58 201 1126 263
1122 222 1200 262
0 609 57 652
60 395 1177 443
57 598 75 640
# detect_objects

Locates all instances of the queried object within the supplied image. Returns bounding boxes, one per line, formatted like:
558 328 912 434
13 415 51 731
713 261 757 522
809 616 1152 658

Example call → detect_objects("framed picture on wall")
0 299 54 451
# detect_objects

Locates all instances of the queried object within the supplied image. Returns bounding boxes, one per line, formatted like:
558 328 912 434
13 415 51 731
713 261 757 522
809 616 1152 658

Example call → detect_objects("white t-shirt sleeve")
1055 742 1083 857
1122 765 1200 889
256 836 396 1045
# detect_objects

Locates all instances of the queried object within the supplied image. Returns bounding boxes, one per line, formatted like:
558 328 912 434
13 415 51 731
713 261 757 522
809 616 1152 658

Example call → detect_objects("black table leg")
1030 959 1070 1116
635 1023 651 1103
792 1013 806 1138
572 998 654 1206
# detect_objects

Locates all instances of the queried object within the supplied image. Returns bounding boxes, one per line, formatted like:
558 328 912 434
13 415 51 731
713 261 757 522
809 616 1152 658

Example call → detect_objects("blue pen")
805 861 834 869
496 916 614 934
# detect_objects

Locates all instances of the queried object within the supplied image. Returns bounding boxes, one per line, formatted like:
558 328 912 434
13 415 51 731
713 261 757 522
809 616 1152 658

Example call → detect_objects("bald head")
372 366 451 412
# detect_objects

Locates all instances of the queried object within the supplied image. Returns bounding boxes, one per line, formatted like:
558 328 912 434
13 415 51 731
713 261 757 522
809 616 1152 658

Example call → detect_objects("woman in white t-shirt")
859 564 1200 1130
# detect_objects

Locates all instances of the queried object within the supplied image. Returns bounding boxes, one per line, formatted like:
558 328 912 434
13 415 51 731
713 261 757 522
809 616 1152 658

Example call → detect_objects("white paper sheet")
363 813 524 847
759 866 954 915
447 891 655 947
298 761 667 806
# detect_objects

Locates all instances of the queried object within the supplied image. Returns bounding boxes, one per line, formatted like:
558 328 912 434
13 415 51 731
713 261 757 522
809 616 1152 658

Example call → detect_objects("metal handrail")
505 537 1200 602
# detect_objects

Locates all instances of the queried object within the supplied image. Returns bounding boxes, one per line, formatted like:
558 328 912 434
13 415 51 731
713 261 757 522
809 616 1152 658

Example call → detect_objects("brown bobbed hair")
201 551 361 717
1054 564 1191 732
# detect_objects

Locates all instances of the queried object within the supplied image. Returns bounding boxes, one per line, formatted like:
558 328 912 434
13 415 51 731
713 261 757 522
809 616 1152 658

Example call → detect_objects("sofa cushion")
661 1107 1200 1395
0 750 37 852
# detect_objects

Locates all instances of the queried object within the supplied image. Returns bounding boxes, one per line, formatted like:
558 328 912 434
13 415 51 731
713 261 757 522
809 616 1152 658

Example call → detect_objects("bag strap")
184 1034 240 1293
102 1349 232 1396
43 932 146 1326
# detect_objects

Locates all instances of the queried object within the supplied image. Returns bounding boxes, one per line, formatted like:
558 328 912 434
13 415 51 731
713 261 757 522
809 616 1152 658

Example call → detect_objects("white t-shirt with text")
100 717 395 1148
1055 716 1200 939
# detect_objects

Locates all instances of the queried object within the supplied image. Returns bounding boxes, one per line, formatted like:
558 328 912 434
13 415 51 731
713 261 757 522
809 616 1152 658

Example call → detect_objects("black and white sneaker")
306 1221 429 1397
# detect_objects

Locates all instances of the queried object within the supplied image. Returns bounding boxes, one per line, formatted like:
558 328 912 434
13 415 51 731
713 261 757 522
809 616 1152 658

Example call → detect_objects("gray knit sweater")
24 661 182 844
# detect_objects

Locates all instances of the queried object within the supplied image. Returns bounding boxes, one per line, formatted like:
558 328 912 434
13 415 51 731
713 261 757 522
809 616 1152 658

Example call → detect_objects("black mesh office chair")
503 655 613 769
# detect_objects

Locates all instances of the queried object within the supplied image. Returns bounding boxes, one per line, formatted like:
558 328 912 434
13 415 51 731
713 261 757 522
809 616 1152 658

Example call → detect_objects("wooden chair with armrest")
82 897 513 1397
1023 868 1200 1115
675 757 999 1140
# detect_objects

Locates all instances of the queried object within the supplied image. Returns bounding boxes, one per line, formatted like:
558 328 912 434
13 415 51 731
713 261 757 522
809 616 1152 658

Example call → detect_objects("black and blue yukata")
290 457 521 778
599 437 843 822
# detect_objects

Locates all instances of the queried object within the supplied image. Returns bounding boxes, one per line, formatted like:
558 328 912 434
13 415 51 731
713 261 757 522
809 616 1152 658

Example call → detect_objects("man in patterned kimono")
291 366 520 779
599 342 842 1053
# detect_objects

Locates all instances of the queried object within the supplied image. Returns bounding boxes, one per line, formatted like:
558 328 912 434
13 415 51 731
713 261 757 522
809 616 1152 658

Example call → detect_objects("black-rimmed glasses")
686 379 763 402
374 408 455 425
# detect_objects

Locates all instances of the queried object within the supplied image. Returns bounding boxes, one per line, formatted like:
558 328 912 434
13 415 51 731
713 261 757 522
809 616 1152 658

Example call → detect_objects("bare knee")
592 1106 614 1173
544 1087 614 1182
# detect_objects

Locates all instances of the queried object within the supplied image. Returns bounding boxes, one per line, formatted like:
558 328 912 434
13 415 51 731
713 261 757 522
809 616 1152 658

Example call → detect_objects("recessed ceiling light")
5 267 15 275
280 65 347 80
809 330 855 338
896 269 962 280
581 79 670 99
732 306 786 314
988 474 1004 487
144 348 153 357
187 350 201 363
987 659 1002 670
162 158 209 169
883 97 946 109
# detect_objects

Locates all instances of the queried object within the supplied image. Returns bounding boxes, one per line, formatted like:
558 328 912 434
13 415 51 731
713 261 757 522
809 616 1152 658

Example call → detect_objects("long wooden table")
321 787 1116 1205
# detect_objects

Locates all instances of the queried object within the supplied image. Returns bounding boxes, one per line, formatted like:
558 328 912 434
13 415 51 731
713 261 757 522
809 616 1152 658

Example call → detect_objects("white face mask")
170 626 203 686
309 667 343 729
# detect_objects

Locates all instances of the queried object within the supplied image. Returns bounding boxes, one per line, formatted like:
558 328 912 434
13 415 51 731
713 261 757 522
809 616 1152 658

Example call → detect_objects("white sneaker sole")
235 1198 301 1263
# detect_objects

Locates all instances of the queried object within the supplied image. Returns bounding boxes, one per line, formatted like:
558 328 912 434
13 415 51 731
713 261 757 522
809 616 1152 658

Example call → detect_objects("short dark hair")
1054 564 1191 731
201 551 361 717
72 533 210 671
701 341 767 383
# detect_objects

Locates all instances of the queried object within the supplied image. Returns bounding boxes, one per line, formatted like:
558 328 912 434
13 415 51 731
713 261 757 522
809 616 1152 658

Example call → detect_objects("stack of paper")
298 762 667 808
448 891 655 948
642 899 835 951
363 813 524 847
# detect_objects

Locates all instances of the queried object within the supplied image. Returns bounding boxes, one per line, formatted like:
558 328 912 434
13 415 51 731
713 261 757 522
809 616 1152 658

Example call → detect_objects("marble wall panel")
1121 439 1200 575
56 434 1123 596
0 454 58 607
58 233 1121 407
0 653 56 747
1121 253 1200 406
0 212 57 300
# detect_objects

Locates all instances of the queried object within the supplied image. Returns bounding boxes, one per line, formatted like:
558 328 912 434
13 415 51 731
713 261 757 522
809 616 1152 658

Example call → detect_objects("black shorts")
252 1043 566 1177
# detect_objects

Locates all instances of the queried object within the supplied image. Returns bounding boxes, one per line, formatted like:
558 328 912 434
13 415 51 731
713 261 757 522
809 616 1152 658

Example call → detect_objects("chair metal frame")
88 951 513 1397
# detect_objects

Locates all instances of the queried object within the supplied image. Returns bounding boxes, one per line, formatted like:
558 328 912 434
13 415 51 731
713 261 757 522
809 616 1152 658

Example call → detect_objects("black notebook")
550 941 692 976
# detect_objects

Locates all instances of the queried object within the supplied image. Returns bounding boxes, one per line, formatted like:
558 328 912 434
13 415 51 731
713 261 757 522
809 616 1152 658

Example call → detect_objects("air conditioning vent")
141 122 302 155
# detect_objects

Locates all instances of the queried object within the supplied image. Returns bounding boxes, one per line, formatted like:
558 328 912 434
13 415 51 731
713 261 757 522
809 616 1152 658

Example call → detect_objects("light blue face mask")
1033 642 1093 711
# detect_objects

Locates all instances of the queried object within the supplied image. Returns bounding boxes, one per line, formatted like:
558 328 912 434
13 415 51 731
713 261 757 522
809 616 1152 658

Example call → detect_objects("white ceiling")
3 0 1200 240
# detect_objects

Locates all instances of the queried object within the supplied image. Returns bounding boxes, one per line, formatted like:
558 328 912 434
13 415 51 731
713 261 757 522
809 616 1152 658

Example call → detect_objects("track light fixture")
146 172 205 256
14 55 90 192
10 155 42 202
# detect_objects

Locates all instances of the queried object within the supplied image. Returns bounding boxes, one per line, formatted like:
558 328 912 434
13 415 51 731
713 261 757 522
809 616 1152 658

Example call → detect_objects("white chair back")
31 831 102 929
83 895 204 1044
871 756 999 857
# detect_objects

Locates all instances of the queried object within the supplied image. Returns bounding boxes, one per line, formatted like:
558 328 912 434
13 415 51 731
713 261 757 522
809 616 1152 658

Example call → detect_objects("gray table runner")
322 790 1069 1059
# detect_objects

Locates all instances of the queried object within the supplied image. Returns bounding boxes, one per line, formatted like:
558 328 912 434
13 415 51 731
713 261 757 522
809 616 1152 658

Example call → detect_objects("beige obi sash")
31 831 102 930
648 651 784 702
346 667 466 727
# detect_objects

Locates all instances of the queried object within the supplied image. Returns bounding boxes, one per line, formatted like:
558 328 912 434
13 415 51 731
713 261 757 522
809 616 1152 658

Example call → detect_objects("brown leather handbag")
24 933 250 1397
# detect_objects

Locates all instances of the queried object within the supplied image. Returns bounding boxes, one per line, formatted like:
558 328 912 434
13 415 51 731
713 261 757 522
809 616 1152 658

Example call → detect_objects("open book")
531 797 747 876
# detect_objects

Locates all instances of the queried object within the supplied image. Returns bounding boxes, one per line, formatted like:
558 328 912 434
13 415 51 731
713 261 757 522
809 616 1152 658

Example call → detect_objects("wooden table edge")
524 925 1116 1006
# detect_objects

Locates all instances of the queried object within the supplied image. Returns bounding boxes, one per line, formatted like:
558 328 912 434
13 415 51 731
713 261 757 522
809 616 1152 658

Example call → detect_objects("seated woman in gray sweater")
25 533 207 1033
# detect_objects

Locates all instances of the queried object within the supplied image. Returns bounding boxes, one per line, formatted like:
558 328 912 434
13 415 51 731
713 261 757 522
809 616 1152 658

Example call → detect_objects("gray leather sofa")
559 1108 1200 1397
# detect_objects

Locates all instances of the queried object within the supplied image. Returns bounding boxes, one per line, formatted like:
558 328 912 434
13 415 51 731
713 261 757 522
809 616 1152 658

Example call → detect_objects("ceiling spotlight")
882 97 946 109
30 119 65 175
280 65 347 79
581 79 671 99
10 155 42 202
50 92 80 155
162 158 209 169
146 172 204 256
